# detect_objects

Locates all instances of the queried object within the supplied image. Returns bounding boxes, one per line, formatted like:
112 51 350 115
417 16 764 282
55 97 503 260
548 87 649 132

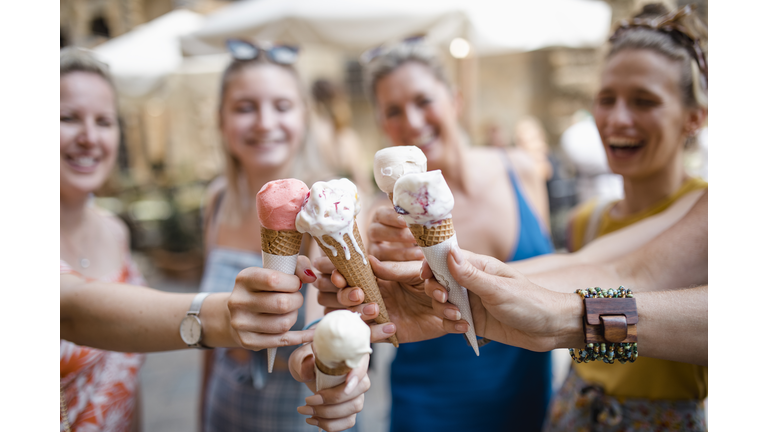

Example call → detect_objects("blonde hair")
60 47 116 92
217 58 331 226
362 42 452 108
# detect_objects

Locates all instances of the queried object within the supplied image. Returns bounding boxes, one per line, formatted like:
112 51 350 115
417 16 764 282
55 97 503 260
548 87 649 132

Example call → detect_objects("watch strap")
188 292 211 316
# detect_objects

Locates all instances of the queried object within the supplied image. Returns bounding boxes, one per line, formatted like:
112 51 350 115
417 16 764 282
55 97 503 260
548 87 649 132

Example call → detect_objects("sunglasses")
225 39 300 65
359 34 426 65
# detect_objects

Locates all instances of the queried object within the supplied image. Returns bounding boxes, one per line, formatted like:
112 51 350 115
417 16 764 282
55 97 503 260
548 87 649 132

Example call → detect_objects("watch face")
180 315 202 345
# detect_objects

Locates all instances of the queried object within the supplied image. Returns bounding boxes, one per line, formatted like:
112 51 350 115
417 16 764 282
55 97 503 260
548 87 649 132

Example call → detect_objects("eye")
97 116 115 127
60 114 76 123
235 102 255 113
275 99 293 112
596 95 615 106
385 106 402 119
635 98 658 108
416 97 432 107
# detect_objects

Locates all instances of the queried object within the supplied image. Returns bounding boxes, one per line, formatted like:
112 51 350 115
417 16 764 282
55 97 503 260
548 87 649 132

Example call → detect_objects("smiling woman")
554 4 709 431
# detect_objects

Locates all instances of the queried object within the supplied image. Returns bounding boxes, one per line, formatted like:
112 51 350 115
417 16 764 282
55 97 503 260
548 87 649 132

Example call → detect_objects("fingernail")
363 303 377 316
304 269 316 278
297 406 314 416
433 289 447 303
445 308 461 321
305 394 323 405
306 418 318 426
349 289 362 302
456 322 469 332
383 323 396 334
397 215 406 226
451 244 465 265
344 376 359 394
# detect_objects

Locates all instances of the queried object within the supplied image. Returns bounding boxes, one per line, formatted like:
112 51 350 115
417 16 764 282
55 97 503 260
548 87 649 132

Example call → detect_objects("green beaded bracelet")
569 286 639 364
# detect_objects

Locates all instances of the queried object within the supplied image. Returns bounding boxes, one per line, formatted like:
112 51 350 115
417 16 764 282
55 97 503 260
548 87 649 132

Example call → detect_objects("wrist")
199 293 236 348
554 292 585 349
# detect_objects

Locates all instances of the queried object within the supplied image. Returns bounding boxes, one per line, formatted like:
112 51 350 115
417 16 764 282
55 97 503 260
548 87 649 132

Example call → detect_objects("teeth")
608 137 642 147
413 132 435 147
75 157 96 167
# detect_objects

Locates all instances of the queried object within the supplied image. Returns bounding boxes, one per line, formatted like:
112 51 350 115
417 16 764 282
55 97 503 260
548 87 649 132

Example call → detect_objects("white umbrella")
94 9 205 98
181 0 611 56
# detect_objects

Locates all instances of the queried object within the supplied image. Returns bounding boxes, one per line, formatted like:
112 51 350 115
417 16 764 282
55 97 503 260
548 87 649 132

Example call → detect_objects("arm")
525 190 708 292
60 261 318 352
425 248 708 366
511 188 705 275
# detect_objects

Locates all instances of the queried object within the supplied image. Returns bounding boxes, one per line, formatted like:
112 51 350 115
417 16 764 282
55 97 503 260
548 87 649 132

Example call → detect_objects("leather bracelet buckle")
583 298 638 344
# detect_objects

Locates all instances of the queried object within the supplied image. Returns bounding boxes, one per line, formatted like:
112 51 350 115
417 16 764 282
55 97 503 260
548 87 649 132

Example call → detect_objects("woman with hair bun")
548 4 709 430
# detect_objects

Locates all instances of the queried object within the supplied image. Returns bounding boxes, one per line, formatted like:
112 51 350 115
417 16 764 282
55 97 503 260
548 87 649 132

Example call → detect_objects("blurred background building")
60 1 707 430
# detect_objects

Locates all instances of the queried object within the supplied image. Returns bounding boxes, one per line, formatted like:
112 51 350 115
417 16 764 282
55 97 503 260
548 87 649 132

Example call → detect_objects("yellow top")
568 177 708 401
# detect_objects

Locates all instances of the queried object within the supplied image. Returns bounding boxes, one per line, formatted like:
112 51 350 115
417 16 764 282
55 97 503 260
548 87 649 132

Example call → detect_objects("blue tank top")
389 155 554 432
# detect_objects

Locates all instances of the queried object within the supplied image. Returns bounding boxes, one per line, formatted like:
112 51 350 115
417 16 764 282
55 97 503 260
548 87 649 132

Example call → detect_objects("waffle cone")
315 358 353 376
313 222 399 347
261 227 303 256
408 218 455 247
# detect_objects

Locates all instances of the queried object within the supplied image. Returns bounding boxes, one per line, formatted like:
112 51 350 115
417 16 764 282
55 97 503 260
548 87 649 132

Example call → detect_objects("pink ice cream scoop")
257 179 310 231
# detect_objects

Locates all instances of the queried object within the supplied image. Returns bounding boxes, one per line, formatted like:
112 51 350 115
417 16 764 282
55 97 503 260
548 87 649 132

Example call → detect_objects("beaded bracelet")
569 286 639 364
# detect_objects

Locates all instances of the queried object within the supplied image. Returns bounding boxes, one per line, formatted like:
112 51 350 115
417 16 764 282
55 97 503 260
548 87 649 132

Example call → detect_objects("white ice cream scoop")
373 146 428 194
392 170 454 227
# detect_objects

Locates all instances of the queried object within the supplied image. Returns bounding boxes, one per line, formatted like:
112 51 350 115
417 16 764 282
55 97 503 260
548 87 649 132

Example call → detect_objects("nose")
605 98 633 129
75 118 99 148
403 104 425 132
254 104 277 132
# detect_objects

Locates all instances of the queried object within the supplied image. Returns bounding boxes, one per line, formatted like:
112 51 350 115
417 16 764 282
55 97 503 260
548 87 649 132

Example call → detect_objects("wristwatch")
179 292 213 349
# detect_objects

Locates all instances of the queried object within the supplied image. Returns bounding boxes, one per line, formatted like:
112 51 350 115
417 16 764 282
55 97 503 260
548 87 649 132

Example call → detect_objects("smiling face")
593 49 701 180
60 71 119 200
374 62 461 167
220 63 306 174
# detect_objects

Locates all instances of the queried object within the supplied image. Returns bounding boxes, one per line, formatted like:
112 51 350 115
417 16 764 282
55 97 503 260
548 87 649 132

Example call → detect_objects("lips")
406 129 437 149
64 154 100 173
606 136 644 159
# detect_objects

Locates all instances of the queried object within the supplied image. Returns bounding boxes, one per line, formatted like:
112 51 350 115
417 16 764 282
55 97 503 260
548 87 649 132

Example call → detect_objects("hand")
313 255 446 344
367 206 423 262
289 343 371 432
424 245 582 352
227 256 317 350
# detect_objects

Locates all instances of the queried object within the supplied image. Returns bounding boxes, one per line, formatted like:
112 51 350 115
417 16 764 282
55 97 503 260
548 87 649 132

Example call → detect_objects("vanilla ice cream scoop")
295 178 365 261
314 310 372 369
373 146 428 194
392 170 454 227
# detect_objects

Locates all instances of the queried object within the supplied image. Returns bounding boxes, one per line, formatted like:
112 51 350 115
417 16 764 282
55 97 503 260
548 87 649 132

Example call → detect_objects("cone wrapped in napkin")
392 170 480 355
296 178 398 346
313 310 372 391
257 179 309 372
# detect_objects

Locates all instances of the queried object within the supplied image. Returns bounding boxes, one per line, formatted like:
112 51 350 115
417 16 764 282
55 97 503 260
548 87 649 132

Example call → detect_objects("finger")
230 309 300 334
317 291 346 309
443 318 470 334
229 290 304 315
461 248 520 278
307 414 357 432
296 255 319 284
420 260 433 280
331 269 348 289
368 221 416 244
369 242 424 262
238 329 315 351
369 256 423 286
311 397 365 427
311 369 371 406
289 343 316 383
315 272 342 293
432 298 461 321
373 206 408 228
337 287 365 307
423 276 448 304
446 245 509 303
369 322 397 343
312 256 336 275
235 267 302 293
340 302 379 321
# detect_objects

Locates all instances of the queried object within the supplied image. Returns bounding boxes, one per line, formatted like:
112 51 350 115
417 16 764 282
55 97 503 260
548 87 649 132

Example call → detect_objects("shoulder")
503 148 538 181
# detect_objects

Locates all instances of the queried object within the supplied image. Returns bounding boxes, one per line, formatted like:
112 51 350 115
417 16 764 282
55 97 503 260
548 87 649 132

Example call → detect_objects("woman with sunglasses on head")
545 4 709 430
198 40 368 432
318 40 555 431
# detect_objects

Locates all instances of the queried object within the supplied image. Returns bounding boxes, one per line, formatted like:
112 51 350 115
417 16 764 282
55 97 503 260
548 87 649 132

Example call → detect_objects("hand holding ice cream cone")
257 178 309 372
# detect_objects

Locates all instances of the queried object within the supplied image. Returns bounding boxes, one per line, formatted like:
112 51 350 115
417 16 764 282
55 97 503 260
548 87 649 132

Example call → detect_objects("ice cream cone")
315 357 353 376
312 222 399 347
260 227 304 373
408 218 455 247
261 227 303 255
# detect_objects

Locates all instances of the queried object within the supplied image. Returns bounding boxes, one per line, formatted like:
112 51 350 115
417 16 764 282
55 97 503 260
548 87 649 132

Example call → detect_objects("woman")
59 46 148 432
197 40 365 432
553 4 709 430
360 41 554 431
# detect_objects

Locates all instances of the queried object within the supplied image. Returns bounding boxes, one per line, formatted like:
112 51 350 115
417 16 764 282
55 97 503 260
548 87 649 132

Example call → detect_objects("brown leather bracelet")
570 287 638 364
